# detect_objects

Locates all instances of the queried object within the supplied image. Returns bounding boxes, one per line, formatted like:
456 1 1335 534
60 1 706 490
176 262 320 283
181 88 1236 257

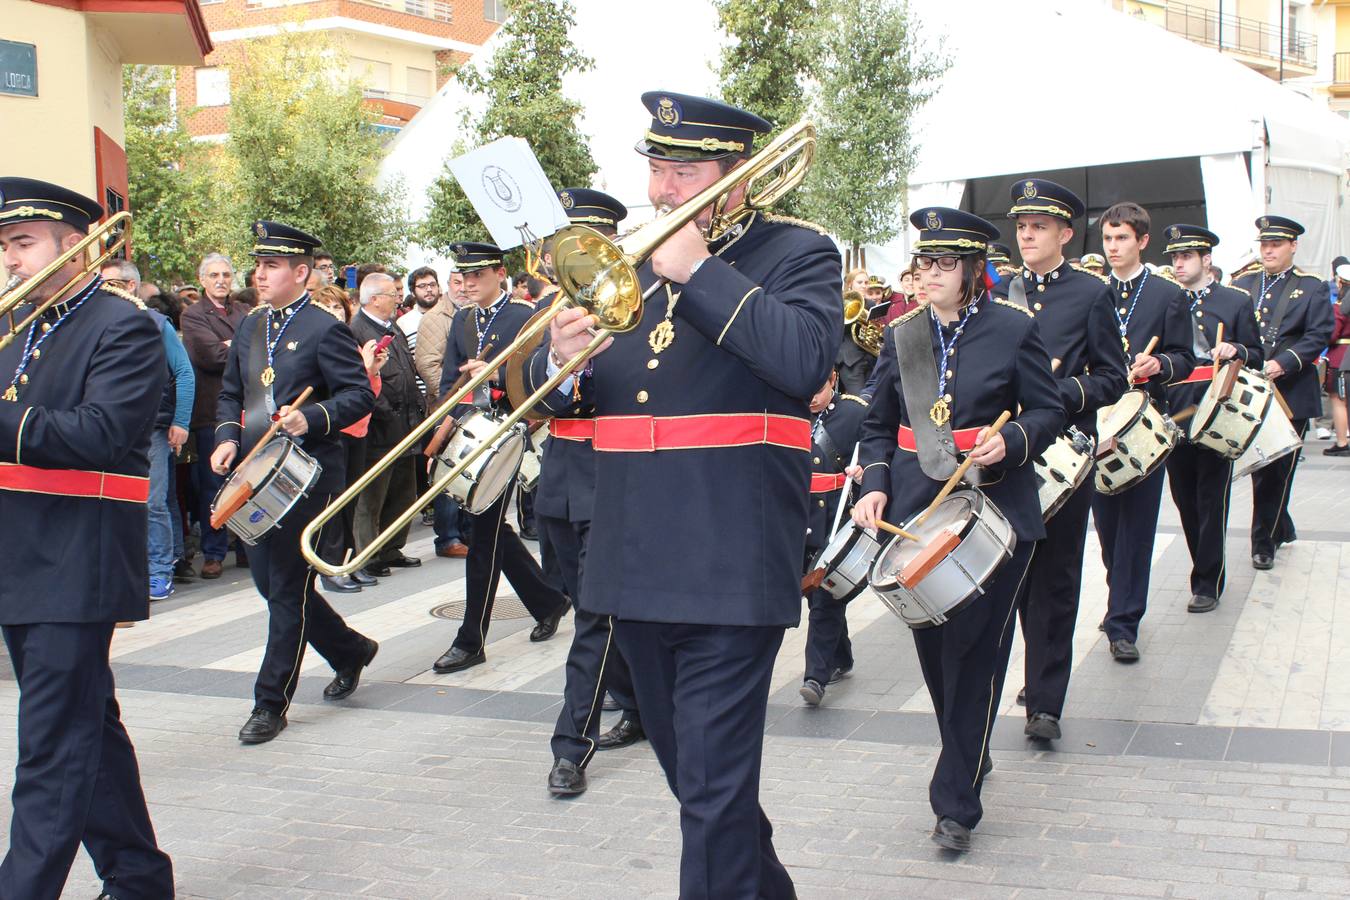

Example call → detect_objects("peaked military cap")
987 242 1013 265
450 241 505 272
557 188 627 228
251 220 322 257
635 91 771 162
1255 215 1304 242
1007 178 1085 221
865 275 888 290
1080 252 1106 270
1164 223 1218 254
910 207 1000 256
0 177 104 233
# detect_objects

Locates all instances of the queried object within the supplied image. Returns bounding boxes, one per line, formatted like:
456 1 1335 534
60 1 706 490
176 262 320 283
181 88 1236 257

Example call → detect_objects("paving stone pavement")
3 445 1350 898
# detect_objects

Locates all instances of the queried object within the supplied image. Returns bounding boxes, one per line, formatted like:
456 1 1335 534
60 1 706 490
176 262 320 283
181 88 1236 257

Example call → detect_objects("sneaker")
149 577 175 602
1324 444 1350 457
799 678 825 707
1316 426 1333 440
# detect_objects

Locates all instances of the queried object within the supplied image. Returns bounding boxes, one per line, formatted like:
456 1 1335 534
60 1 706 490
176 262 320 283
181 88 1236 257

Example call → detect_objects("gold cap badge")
1023 181 1038 199
925 210 942 231
560 191 574 209
657 97 680 127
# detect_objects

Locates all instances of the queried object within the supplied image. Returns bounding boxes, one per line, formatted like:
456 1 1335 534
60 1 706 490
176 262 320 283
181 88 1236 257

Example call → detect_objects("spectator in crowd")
448 269 469 309
1210 264 1224 284
177 286 201 307
101 259 195 601
313 250 337 286
355 263 387 291
349 273 425 577
415 269 470 558
511 272 531 303
232 287 258 309
402 268 441 520
180 252 249 579
1324 260 1350 454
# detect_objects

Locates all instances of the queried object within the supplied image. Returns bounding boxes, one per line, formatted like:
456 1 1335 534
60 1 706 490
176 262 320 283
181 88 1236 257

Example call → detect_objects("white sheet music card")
448 137 569 250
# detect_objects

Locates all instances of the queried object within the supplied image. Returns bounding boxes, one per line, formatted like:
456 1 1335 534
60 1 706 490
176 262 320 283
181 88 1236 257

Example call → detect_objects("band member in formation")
853 207 1063 852
800 369 868 706
431 242 568 675
838 278 878 395
1004 179 1126 741
522 188 644 798
987 242 1017 285
1232 216 1333 570
211 221 379 744
1163 225 1262 613
1093 201 1195 662
545 91 840 897
1079 253 1106 276
0 178 174 899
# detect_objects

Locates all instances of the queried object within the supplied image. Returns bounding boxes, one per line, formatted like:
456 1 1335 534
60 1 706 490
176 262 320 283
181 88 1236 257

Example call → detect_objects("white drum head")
872 494 974 587
1098 391 1146 441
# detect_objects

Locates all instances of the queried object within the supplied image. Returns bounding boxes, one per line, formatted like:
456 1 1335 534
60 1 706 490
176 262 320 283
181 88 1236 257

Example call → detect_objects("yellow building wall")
1338 5 1350 54
342 32 438 99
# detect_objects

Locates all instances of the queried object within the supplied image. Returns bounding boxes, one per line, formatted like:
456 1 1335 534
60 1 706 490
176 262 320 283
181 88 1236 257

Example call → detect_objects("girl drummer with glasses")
849 207 1064 853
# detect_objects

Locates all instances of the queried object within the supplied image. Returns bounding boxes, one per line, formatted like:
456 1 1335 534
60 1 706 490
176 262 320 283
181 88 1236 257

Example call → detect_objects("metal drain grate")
429 596 532 620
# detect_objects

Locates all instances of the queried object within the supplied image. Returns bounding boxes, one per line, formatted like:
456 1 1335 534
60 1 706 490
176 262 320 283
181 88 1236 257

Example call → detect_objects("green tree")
123 64 215 285
420 0 596 257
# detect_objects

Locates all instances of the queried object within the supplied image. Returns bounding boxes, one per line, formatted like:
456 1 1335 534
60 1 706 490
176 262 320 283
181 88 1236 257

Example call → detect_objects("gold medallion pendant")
648 320 675 354
260 366 276 387
929 397 951 427
2 386 16 402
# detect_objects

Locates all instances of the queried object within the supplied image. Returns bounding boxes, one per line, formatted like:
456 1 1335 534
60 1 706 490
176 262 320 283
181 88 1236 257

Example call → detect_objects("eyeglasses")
914 256 961 272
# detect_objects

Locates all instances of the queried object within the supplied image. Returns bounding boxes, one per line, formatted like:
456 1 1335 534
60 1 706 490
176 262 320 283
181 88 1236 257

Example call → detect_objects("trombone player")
543 91 841 899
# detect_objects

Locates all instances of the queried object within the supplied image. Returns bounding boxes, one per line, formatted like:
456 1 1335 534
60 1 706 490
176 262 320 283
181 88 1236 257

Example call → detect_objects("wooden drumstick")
1128 336 1160 382
425 342 495 458
874 520 921 542
210 385 315 529
1170 404 1198 424
915 410 1013 527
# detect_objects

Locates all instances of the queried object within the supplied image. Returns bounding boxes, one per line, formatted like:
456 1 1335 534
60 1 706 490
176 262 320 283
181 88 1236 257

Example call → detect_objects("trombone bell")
552 225 643 332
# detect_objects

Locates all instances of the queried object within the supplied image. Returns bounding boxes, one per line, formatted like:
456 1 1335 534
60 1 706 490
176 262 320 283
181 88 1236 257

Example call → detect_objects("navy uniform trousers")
542 514 639 768
1 623 173 900
1018 478 1093 718
452 484 566 654
248 489 369 714
1251 418 1307 557
613 621 793 900
1093 467 1168 644
803 587 853 686
917 542 1035 829
1166 441 1234 599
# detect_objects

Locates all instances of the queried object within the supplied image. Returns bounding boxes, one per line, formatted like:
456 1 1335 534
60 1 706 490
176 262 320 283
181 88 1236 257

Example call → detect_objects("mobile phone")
345 266 357 290
374 334 395 354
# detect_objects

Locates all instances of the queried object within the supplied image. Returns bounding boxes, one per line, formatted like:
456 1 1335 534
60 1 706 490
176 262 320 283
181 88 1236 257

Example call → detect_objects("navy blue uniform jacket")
1108 270 1197 410
0 286 167 624
1232 268 1333 420
1168 284 1264 413
806 392 868 554
440 294 538 415
525 335 597 526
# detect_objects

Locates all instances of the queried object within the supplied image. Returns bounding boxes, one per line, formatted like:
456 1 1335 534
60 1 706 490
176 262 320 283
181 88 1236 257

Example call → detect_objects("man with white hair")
349 272 425 575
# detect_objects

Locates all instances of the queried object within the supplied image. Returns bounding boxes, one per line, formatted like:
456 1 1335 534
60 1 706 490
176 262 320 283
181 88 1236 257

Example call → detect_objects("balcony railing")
362 87 430 108
350 0 452 23
1164 1 1317 71
1337 52 1350 86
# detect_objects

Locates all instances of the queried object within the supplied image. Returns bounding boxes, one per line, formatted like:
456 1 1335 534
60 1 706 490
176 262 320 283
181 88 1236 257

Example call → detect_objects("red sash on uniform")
896 424 982 453
548 419 595 442
591 413 811 453
0 463 149 503
1177 365 1214 384
809 472 848 493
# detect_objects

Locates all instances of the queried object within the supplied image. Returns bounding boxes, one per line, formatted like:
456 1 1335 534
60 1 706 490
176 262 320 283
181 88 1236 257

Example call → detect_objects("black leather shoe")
530 603 568 642
1016 687 1026 706
238 708 286 744
799 678 825 707
1025 711 1061 740
385 554 422 568
1323 443 1350 456
547 758 586 796
596 716 646 750
1252 552 1274 570
828 665 852 684
320 574 361 594
324 638 378 701
1097 619 1106 632
363 563 392 578
1188 593 1219 613
351 569 378 586
432 646 485 674
1110 638 1140 662
931 816 971 852
980 753 993 779
601 692 621 711
173 558 196 581
520 526 539 541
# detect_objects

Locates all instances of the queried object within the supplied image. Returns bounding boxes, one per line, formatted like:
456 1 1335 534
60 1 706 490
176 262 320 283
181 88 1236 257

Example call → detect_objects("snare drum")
1033 426 1094 521
210 435 322 545
1231 401 1302 480
1188 366 1272 459
430 409 525 515
866 490 1016 629
1094 390 1179 495
808 521 885 602
517 440 542 492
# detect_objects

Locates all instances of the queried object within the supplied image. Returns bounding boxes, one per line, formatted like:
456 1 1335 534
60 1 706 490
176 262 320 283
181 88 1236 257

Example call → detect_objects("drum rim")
1099 389 1149 440
1188 377 1272 447
868 490 982 591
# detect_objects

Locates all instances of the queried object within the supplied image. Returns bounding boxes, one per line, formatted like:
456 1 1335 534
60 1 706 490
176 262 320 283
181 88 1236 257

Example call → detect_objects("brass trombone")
0 211 132 352
299 120 818 577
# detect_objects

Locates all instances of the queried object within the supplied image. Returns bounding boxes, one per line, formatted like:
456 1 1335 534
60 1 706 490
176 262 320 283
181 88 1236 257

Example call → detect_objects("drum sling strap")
242 313 273 451
1007 274 1029 311
1260 274 1297 364
812 415 845 473
458 308 493 409
894 311 962 482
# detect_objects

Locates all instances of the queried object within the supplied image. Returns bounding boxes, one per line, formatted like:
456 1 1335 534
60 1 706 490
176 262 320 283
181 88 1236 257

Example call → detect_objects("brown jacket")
180 298 249 429
415 298 459 406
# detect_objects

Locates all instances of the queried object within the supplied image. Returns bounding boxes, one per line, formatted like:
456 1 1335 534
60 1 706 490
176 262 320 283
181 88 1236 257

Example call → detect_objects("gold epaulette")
1293 268 1324 281
1070 264 1109 283
1229 284 1251 297
889 305 925 328
996 265 1017 277
1154 268 1181 286
315 302 343 321
761 211 830 236
1231 262 1262 281
101 284 147 310
993 298 1033 317
840 393 868 406
247 304 268 316
509 297 535 309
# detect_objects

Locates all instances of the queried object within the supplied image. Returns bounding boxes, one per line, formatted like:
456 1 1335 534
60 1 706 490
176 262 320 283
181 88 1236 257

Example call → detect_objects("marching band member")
838 276 878 395
211 221 379 744
1005 180 1127 741
1164 225 1262 613
800 369 868 706
1232 216 1333 570
0 177 174 899
853 206 1063 852
545 91 840 898
430 242 568 675
525 189 644 798
1093 201 1195 662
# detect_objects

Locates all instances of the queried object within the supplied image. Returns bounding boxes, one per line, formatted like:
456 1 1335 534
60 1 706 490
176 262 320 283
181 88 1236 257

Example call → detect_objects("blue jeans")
146 429 174 581
167 456 184 562
191 426 230 561
432 492 466 551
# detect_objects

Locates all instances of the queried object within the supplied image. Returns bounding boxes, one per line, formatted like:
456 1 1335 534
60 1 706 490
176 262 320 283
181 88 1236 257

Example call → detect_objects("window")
484 0 507 23
406 66 432 100
194 67 230 107
350 57 392 92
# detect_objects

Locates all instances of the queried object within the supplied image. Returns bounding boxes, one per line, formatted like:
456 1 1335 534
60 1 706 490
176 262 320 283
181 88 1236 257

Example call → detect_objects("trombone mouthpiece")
2 275 18 292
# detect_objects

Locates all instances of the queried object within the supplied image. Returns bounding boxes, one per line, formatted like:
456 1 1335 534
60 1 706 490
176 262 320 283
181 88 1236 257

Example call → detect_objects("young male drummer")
801 368 868 706
1005 180 1127 741
1232 216 1333 570
544 91 841 897
1164 225 1262 613
211 221 379 744
429 242 568 675
0 177 174 898
853 207 1063 852
1093 201 1195 663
